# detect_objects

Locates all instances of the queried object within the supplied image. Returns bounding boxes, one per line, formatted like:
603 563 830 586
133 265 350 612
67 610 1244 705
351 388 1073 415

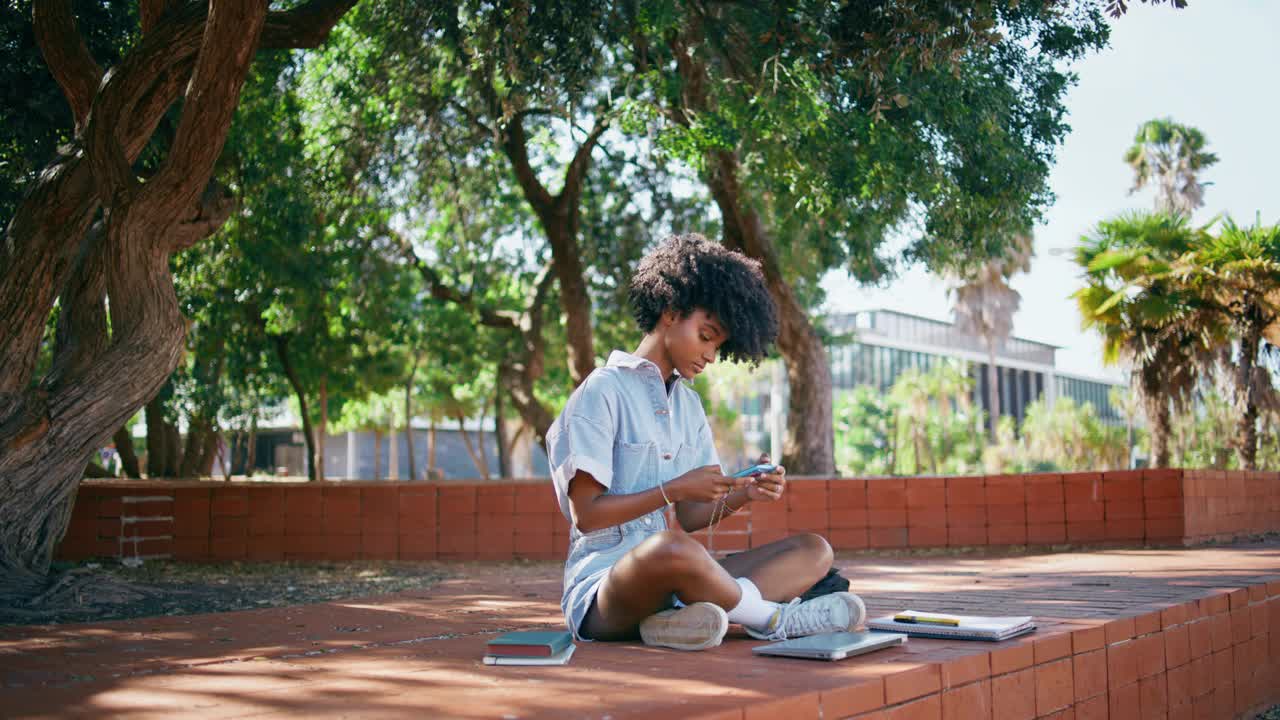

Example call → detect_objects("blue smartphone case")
731 463 778 478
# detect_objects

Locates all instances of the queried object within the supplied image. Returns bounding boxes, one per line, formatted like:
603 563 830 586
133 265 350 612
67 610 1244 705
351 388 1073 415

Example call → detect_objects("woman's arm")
566 465 747 533
566 470 670 533
677 458 787 532
675 486 752 532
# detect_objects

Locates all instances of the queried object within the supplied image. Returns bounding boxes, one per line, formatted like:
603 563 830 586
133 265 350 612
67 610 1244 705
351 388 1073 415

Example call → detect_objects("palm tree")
1108 385 1143 468
930 360 975 465
949 234 1033 441
1073 212 1223 467
889 369 934 474
1175 218 1280 469
1123 118 1218 217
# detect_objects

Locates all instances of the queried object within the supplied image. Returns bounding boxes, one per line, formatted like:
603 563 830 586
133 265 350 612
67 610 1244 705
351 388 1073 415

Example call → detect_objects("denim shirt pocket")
615 440 656 493
671 441 695 476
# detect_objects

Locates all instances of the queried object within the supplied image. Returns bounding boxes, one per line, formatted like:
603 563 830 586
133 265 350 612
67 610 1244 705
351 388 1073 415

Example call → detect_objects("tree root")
0 566 159 625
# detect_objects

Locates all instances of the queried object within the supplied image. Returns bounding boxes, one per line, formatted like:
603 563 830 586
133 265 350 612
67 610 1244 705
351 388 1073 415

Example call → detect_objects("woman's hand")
668 465 748 503
745 452 786 502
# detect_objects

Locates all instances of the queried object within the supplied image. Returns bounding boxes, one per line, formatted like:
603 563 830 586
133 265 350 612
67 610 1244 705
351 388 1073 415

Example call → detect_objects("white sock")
726 577 779 630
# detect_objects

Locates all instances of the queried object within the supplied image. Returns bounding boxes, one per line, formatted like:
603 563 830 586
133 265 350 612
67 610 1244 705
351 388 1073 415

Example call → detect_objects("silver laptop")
751 630 907 661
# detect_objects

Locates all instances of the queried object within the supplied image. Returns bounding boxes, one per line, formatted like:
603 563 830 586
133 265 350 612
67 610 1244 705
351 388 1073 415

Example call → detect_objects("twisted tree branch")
32 0 103 132
137 0 267 222
501 113 555 213
139 0 177 34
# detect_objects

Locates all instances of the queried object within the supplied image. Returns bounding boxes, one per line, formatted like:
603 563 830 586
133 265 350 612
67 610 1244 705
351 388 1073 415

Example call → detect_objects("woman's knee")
791 532 833 569
636 530 710 575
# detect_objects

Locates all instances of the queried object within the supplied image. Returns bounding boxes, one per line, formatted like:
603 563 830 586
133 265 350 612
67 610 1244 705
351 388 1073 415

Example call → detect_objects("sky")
818 0 1280 382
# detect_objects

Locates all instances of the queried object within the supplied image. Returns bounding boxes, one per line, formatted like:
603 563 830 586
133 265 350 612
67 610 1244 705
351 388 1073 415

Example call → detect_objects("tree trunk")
178 335 225 478
0 232 189 593
273 335 317 482
457 413 490 481
1139 368 1171 468
145 396 167 478
986 347 1000 443
164 421 182 477
476 403 490 480
1213 447 1230 471
373 429 382 481
247 419 258 478
498 360 556 453
703 149 835 475
1234 329 1261 470
403 239 558 451
178 417 210 478
198 429 220 477
661 30 834 474
388 412 399 480
224 431 238 481
494 374 510 479
113 425 141 478
1172 412 1186 467
499 112 605 388
404 374 417 482
0 0 357 597
508 422 535 478
427 420 437 476
316 376 327 482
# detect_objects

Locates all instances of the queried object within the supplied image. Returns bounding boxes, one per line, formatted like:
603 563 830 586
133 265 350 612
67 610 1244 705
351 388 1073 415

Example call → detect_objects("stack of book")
867 610 1036 641
483 630 576 666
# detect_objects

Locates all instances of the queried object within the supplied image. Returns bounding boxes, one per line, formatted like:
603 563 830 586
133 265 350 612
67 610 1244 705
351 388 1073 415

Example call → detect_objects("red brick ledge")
55 469 1280 563
8 549 1280 719
711 578 1280 720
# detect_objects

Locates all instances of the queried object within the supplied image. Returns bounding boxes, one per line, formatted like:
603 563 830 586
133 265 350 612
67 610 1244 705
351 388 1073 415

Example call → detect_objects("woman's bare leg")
716 533 834 602
580 530 741 641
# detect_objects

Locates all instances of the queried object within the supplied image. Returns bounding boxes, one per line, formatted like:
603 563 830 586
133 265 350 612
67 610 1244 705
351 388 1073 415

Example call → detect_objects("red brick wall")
1183 469 1280 544
56 481 569 563
55 469 1280 563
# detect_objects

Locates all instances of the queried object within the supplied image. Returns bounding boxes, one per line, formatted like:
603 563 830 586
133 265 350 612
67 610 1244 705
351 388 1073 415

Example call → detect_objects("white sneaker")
639 602 729 651
746 591 867 641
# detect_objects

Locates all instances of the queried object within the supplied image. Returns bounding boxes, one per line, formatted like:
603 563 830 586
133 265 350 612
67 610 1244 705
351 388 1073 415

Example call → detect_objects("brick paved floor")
4 542 1280 719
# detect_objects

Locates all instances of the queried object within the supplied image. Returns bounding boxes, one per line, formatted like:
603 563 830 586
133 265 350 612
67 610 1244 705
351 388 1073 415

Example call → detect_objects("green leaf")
1093 287 1129 316
1086 248 1143 273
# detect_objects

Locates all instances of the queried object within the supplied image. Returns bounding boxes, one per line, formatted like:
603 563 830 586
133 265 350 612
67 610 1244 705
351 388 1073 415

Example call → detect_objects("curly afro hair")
628 233 779 365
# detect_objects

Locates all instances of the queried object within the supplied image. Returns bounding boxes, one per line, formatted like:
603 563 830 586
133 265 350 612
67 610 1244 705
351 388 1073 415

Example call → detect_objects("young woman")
546 233 865 650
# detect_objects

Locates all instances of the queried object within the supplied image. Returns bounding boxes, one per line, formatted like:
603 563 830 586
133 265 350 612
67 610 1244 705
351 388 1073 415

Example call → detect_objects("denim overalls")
547 350 720 639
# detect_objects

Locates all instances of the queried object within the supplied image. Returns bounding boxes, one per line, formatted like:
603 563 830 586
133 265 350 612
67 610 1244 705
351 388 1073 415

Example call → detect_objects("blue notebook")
486 630 574 657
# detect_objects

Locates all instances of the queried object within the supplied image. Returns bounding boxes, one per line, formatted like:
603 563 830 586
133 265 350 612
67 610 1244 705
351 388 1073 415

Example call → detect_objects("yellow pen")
894 613 960 626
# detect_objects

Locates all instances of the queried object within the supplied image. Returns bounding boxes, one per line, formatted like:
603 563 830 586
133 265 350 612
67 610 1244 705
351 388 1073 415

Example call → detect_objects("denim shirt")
547 350 720 637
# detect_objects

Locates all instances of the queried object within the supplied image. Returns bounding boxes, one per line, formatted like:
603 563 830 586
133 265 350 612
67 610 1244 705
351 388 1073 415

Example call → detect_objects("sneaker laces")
768 596 840 641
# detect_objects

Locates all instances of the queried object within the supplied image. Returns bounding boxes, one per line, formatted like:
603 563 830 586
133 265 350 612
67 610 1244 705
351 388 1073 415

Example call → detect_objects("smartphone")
730 463 779 478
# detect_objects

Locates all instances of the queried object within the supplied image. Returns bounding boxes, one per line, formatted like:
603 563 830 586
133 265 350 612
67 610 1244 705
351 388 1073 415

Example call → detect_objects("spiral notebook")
867 610 1035 641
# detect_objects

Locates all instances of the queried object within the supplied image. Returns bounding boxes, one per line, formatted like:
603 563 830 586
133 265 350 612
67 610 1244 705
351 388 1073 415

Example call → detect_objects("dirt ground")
4 559 454 626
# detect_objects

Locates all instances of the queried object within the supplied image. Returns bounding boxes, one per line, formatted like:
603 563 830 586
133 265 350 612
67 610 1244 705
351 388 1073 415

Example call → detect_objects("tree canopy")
0 0 1193 601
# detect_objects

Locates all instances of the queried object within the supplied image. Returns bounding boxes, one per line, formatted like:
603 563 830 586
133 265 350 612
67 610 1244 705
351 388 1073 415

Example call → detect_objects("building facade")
227 309 1125 479
738 309 1127 459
